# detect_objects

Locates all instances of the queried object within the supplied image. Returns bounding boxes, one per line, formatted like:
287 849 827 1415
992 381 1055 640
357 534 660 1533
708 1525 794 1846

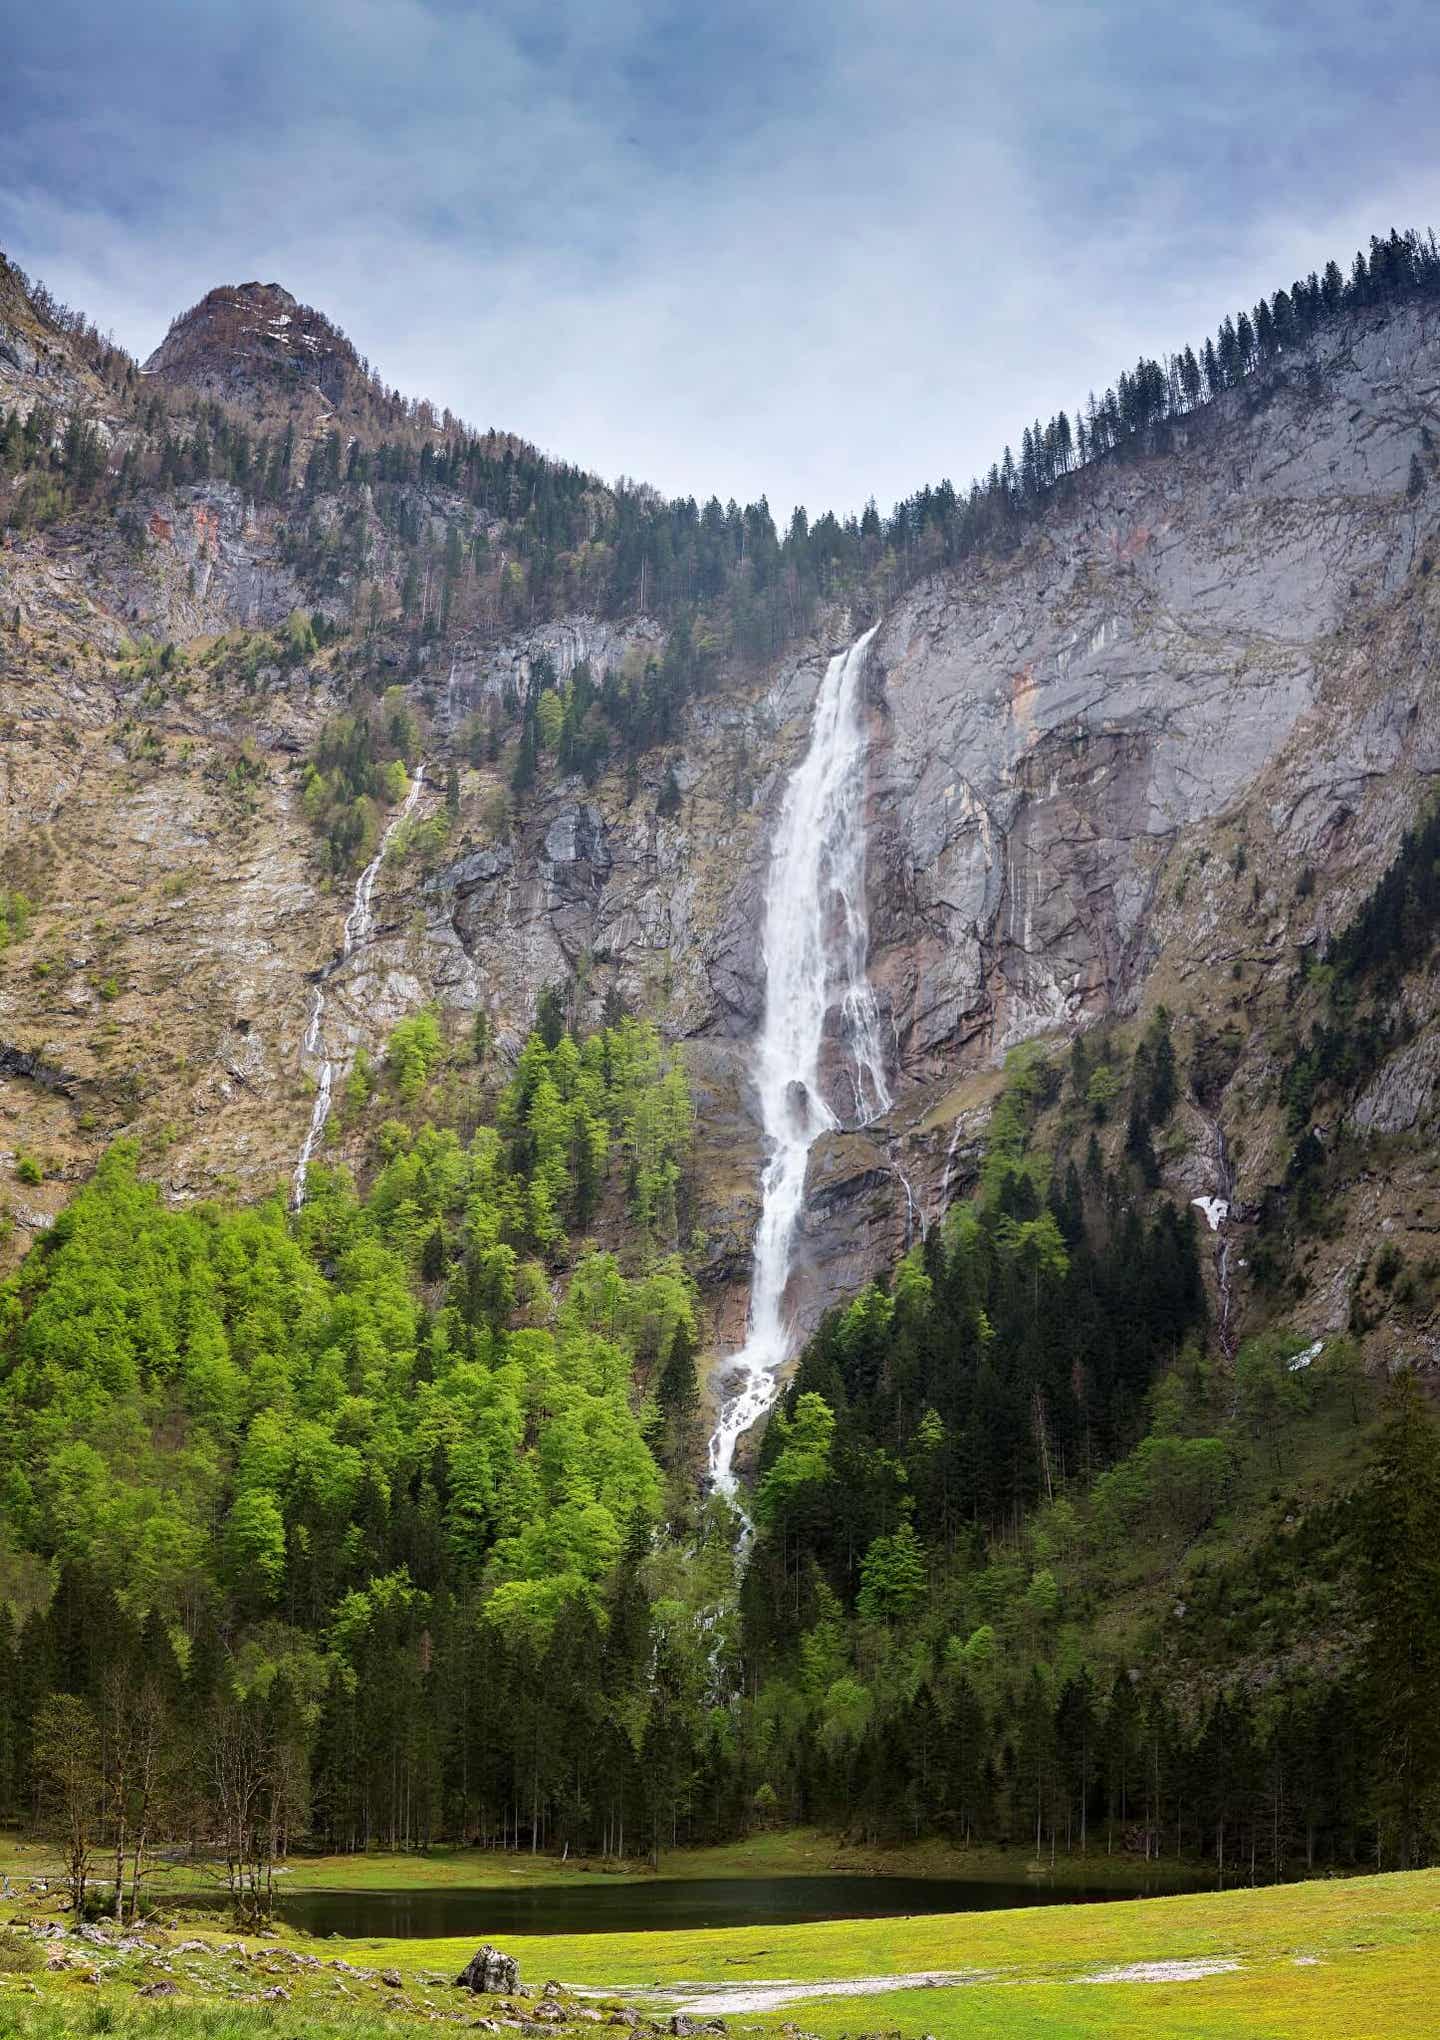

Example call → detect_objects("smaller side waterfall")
937 1116 967 1219
892 1158 926 1247
1193 1112 1237 1360
291 761 427 1210
708 628 888 1493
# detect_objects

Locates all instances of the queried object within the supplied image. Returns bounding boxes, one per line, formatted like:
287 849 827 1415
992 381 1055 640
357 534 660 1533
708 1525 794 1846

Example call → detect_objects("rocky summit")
142 281 364 410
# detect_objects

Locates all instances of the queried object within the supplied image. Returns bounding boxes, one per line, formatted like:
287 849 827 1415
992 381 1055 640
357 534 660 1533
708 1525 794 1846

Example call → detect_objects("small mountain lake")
242 1872 1199 1939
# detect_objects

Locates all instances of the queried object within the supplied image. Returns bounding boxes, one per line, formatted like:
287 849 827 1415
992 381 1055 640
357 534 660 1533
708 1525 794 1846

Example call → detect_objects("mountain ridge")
2 235 1440 1392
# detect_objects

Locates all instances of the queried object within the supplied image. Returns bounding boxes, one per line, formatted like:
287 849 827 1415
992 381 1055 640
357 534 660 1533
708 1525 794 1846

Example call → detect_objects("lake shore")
2 1866 1435 2037
0 1827 1219 1899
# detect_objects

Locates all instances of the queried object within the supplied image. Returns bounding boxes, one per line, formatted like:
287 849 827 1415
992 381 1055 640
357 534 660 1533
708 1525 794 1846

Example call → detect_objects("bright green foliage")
1235 1330 1313 1468
0 888 33 948
496 1016 690 1242
299 701 415 874
754 1392 835 1529
385 1009 444 1101
1085 1062 1122 1121
1090 1431 1232 1541
284 607 318 659
977 1044 1055 1205
0 1083 707 1852
343 1046 375 1120
536 688 564 750
855 1522 928 1624
1022 1565 1061 1622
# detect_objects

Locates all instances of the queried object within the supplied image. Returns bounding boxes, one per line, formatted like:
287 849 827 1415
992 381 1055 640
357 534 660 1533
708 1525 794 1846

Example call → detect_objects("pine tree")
1359 1371 1440 1867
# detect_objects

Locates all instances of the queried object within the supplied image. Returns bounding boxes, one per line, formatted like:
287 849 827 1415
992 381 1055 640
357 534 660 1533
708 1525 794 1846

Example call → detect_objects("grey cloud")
3 1 1439 516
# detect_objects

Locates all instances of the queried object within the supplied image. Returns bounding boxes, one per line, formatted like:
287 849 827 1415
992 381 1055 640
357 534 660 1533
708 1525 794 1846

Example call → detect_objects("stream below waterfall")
291 762 427 1210
707 628 888 1491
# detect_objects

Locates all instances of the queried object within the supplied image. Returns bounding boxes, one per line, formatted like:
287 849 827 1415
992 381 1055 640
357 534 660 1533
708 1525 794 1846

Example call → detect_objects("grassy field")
1 1865 1435 2037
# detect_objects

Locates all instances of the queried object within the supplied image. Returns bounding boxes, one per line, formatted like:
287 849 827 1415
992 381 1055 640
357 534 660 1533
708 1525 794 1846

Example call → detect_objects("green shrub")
386 1009 444 1101
0 888 33 947
0 1927 41 1972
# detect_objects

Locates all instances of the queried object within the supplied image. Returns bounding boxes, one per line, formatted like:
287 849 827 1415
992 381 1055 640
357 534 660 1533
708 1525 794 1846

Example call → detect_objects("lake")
250 1872 1198 1939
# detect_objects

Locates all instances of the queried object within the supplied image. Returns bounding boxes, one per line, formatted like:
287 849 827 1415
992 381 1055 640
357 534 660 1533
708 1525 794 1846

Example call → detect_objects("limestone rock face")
411 303 1440 1149
0 254 112 424
862 302 1440 1076
7 273 1440 1390
111 482 310 637
1350 1028 1440 1137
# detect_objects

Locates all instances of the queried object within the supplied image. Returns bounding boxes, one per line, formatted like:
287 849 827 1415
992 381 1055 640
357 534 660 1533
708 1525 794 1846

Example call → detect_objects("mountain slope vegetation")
2 226 1440 1903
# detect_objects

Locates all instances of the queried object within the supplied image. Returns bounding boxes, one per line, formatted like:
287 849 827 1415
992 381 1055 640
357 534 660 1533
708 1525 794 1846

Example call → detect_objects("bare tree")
100 1667 135 1924
121 1681 172 1923
206 1697 295 1928
32 1696 102 1915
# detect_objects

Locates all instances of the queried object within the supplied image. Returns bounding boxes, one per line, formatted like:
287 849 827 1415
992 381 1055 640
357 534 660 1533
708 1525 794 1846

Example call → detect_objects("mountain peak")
142 279 359 409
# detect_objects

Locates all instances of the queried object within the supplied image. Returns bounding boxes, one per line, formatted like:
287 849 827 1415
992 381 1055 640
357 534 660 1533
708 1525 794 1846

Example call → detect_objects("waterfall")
1194 1112 1237 1361
708 628 887 1493
290 761 427 1210
939 1116 967 1215
892 1158 926 1247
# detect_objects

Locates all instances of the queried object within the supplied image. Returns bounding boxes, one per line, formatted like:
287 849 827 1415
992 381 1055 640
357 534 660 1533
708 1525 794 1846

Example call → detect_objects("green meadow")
3 1866 1435 2038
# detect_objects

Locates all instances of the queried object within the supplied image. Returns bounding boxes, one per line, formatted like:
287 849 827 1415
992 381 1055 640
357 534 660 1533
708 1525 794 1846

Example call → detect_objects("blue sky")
3 0 1438 516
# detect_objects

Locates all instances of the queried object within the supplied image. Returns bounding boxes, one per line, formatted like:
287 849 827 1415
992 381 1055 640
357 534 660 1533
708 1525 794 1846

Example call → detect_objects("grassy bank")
0 1827 1214 1894
2 1866 1435 2037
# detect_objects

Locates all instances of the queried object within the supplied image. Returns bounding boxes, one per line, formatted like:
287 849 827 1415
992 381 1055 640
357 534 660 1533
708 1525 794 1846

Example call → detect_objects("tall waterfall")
290 761 427 1210
708 627 888 1492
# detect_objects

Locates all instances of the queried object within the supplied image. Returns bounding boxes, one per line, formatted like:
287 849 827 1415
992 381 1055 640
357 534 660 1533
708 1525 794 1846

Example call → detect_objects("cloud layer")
4 0 1439 516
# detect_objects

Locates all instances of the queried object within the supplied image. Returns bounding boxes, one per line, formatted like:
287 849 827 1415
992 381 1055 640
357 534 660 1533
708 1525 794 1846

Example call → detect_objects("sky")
3 0 1440 519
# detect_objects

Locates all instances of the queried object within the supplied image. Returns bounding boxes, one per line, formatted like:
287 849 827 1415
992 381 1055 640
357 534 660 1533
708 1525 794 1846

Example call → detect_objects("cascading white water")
290 761 427 1210
938 1116 967 1219
708 628 888 1493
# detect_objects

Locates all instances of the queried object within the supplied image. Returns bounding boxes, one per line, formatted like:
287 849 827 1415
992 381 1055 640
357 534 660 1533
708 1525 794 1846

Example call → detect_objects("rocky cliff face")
4 270 1440 1398
866 303 1438 1077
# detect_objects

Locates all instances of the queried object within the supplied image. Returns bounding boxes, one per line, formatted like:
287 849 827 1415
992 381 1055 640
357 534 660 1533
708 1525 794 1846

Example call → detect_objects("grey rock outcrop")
1350 1030 1440 1135
456 1946 520 1995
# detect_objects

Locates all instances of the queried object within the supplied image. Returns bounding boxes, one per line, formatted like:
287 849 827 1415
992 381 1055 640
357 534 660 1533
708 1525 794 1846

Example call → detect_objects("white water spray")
291 761 427 1210
708 629 888 1493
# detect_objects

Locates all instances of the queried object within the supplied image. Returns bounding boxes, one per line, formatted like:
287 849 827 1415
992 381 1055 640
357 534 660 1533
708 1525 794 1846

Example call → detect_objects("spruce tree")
1359 1371 1440 1867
